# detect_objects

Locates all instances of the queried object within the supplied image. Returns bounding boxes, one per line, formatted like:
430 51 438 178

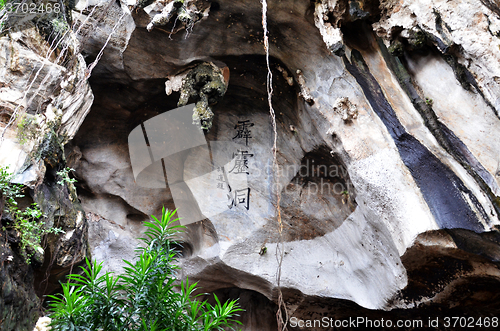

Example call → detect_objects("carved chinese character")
227 188 251 210
232 120 254 146
229 150 254 174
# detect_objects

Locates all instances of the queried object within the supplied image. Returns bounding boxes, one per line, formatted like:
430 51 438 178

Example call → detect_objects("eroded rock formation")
1 0 500 330
0 3 92 329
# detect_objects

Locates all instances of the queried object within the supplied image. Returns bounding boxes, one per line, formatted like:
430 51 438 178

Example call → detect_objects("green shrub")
0 166 62 262
48 207 244 331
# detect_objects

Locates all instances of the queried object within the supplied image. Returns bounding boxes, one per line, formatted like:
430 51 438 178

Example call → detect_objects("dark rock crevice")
371 28 500 222
385 19 500 120
0 214 42 331
343 44 487 232
391 229 500 311
278 145 356 242
32 163 90 299
480 0 500 18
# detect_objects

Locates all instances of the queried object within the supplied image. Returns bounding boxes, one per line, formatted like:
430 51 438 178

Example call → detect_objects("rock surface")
0 5 92 330
66 0 500 327
1 0 500 329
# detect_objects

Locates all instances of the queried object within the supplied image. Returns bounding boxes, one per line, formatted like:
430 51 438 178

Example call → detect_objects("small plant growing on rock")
0 166 63 263
56 167 77 186
48 207 243 331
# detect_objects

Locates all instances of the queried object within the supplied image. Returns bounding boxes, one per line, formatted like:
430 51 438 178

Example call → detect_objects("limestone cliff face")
0 4 92 330
2 0 500 330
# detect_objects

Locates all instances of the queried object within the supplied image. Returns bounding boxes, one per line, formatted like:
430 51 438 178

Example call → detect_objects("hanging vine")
261 0 288 330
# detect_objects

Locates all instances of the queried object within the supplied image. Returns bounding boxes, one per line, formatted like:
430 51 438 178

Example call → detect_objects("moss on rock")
407 28 427 50
36 129 65 169
388 39 404 56
178 62 228 130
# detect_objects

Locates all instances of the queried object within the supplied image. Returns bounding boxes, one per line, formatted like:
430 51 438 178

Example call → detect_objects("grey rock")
70 2 500 326
1 0 500 330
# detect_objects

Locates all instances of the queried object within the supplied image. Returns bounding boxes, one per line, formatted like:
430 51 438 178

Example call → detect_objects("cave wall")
1 0 500 329
68 0 500 327
64 0 500 328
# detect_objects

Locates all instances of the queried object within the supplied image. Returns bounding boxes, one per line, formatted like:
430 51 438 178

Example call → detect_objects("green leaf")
47 207 243 331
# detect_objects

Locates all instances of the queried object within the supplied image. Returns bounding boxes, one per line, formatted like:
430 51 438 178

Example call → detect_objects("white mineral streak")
313 0 344 54
374 0 500 114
